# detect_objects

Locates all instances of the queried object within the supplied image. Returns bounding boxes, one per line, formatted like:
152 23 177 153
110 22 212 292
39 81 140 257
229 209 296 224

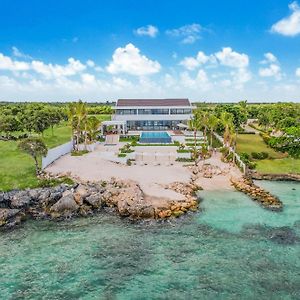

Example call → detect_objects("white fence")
42 141 73 169
213 132 246 174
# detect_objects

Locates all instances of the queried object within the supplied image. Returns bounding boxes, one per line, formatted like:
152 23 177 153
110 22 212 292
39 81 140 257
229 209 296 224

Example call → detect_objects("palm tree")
195 110 209 143
18 137 48 175
220 112 234 148
86 116 101 143
74 100 87 151
188 115 201 165
208 114 219 148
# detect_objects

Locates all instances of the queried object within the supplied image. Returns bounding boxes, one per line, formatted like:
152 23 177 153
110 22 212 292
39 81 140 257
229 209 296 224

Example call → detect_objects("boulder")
85 193 102 209
10 191 32 208
50 194 79 217
0 192 10 208
0 208 21 227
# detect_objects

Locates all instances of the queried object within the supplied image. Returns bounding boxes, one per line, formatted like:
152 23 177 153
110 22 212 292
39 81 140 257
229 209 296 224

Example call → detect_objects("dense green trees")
0 102 110 140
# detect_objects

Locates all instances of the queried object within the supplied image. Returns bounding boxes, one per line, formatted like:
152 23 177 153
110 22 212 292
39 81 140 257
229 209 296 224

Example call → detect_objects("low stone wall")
231 177 283 211
251 172 300 182
0 178 201 229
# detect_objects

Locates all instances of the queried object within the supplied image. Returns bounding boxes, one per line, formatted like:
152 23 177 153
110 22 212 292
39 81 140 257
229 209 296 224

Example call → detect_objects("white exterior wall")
42 141 73 169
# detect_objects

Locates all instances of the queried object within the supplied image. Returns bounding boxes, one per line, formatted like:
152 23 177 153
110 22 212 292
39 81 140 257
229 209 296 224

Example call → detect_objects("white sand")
46 145 242 199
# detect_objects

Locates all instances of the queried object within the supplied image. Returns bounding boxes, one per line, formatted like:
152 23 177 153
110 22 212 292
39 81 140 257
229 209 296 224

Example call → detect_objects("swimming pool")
140 131 172 143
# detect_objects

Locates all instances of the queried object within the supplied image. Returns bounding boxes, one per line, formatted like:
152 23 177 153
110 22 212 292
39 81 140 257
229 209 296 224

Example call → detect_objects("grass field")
0 114 111 191
237 134 299 174
256 158 300 174
236 134 286 159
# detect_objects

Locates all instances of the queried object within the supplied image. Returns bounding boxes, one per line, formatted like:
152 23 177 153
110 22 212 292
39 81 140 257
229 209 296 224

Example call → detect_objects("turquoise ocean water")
0 181 299 299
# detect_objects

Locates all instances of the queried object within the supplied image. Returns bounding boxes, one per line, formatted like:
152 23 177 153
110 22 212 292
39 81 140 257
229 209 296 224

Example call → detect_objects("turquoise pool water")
140 131 172 143
0 181 300 299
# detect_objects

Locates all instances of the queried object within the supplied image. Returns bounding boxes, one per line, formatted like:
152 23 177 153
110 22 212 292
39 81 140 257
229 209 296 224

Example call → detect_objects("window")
138 109 169 115
116 109 137 115
170 109 192 114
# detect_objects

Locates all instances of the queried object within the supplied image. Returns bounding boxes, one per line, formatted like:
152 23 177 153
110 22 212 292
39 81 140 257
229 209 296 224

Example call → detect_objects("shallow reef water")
0 181 299 299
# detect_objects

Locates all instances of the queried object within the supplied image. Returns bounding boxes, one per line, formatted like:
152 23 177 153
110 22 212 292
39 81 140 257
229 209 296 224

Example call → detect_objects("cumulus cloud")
12 46 32 59
259 64 282 79
31 57 86 79
271 1 300 36
259 53 282 80
180 69 212 90
295 67 300 76
260 52 278 64
106 43 161 76
166 24 204 44
0 53 30 71
215 47 249 68
135 25 158 38
179 51 215 70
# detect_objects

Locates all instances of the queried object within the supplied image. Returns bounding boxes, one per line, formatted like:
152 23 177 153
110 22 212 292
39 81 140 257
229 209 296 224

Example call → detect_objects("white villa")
101 98 194 134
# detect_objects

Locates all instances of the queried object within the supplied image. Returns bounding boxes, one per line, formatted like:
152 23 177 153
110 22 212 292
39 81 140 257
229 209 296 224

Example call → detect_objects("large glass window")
116 109 137 115
126 120 182 130
170 109 192 114
138 109 169 115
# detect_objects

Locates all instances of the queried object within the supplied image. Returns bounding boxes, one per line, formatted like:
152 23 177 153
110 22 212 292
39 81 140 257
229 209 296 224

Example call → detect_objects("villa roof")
116 98 190 107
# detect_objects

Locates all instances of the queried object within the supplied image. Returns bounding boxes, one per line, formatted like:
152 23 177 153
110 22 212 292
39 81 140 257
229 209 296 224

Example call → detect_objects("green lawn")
42 122 72 148
256 158 300 174
0 140 39 191
237 134 299 174
0 114 111 191
236 134 286 159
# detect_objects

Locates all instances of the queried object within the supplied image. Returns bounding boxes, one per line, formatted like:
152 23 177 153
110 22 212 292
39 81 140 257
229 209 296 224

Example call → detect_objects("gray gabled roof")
116 98 190 107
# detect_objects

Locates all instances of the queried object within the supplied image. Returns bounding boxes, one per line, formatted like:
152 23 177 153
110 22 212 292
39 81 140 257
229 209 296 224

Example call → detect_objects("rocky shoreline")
251 172 300 182
231 177 283 211
0 178 200 229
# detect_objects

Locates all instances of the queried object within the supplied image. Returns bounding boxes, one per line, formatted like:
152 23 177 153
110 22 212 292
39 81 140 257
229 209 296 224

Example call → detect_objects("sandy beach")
46 145 242 200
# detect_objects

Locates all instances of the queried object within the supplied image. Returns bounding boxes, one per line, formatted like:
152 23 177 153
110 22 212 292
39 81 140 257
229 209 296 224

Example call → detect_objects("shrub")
71 150 89 156
251 151 269 160
126 159 135 166
240 152 250 161
176 157 194 162
177 149 191 153
38 176 74 188
248 161 257 169
118 153 126 157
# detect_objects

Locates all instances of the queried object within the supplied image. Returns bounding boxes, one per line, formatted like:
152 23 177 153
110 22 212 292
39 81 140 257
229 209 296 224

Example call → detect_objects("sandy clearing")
46 147 242 198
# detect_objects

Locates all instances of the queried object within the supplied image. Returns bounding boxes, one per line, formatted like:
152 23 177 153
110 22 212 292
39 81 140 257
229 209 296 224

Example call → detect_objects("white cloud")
179 51 215 70
215 47 249 68
180 69 212 90
231 68 252 89
86 59 95 67
106 43 161 76
31 57 86 79
12 46 32 59
271 1 300 36
259 64 282 79
166 24 204 44
179 57 199 71
259 53 282 80
135 25 158 38
0 53 30 71
295 67 300 76
261 52 278 64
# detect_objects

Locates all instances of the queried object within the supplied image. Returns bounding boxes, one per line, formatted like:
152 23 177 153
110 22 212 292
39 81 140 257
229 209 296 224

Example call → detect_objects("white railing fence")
213 132 246 174
42 141 73 169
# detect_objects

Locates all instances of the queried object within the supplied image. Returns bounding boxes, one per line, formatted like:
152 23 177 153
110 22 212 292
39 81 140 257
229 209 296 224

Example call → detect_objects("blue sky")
0 0 300 102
